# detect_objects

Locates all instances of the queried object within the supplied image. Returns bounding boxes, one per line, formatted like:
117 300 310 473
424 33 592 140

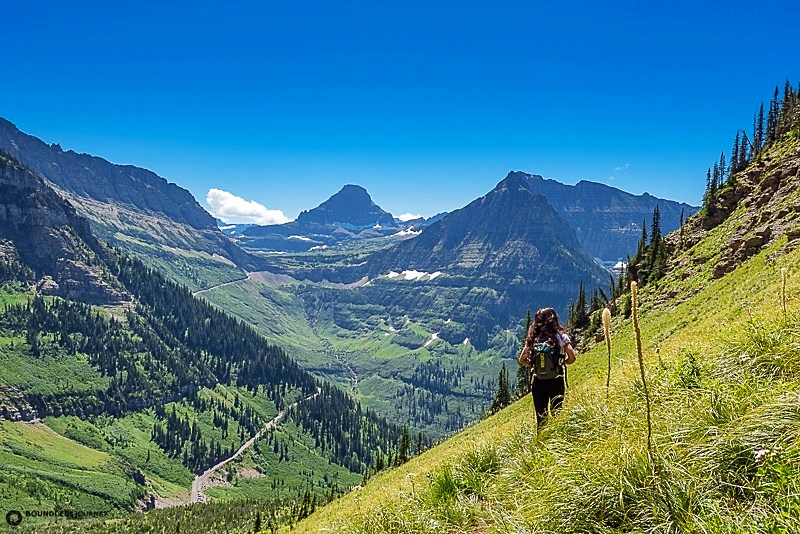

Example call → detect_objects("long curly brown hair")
526 307 565 346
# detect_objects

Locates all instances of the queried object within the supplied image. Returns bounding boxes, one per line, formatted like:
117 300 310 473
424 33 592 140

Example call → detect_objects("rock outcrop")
0 117 265 273
0 152 127 304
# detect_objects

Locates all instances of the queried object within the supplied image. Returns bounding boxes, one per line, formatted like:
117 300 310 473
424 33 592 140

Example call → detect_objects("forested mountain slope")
0 153 407 530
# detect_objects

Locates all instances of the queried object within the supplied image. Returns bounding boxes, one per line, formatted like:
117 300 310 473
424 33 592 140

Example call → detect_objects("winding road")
190 388 320 504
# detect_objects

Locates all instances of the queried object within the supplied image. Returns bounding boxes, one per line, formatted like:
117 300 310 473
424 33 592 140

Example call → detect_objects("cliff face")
0 117 264 273
509 171 698 261
0 153 127 304
367 173 608 284
670 140 800 281
0 118 214 229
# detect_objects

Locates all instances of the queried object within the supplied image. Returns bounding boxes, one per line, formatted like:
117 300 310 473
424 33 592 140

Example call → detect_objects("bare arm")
563 343 576 365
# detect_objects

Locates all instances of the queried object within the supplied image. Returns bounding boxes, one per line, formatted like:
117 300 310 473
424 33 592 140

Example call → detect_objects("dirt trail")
154 389 319 507
190 388 320 504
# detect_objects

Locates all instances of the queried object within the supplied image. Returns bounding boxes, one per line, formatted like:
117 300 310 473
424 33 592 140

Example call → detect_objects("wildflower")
630 281 652 458
603 307 612 394
755 448 770 466
781 267 788 317
406 472 416 495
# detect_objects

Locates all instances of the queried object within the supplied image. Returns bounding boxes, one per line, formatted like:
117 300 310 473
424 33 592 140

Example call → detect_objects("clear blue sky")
1 1 798 223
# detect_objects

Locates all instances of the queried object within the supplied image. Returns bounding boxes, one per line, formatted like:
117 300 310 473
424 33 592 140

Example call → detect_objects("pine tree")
731 132 740 175
702 167 716 218
767 85 780 143
646 205 662 271
718 151 726 187
647 205 667 284
574 281 588 329
755 103 765 155
397 426 411 465
515 310 532 398
490 363 511 414
739 130 751 168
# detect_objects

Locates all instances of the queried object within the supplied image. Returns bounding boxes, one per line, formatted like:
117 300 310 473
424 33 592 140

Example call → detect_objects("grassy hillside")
292 241 800 533
291 133 800 532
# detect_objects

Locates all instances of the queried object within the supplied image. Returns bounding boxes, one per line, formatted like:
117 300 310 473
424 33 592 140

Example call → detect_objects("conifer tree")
755 103 765 155
574 281 589 330
739 130 751 168
767 85 780 142
397 426 411 465
731 132 740 174
702 167 717 218
490 363 511 414
647 205 661 269
515 310 532 398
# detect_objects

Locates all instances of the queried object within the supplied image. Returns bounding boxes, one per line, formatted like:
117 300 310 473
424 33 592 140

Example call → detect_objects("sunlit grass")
296 232 800 533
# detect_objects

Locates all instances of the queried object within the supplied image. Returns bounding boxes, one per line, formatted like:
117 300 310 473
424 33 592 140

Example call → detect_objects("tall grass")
631 281 653 459
603 307 612 397
339 308 800 534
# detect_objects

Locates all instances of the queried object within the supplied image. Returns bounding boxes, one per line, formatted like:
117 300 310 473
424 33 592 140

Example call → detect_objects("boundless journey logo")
5 509 107 526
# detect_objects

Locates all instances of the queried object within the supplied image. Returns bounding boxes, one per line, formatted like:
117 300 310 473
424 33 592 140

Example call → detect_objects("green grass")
0 420 140 523
291 222 800 532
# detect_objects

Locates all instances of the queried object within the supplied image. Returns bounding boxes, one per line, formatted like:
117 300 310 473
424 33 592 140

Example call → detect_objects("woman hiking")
518 307 576 426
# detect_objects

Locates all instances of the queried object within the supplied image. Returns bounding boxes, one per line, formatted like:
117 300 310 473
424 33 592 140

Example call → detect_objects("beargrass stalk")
781 267 788 319
630 282 653 459
603 307 612 397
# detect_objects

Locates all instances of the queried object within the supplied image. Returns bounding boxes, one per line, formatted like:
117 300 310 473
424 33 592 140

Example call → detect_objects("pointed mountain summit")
296 184 396 228
357 175 609 326
369 175 607 280
237 184 430 251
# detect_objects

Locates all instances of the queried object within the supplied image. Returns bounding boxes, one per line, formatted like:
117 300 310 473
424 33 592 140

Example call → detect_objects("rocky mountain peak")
296 184 395 228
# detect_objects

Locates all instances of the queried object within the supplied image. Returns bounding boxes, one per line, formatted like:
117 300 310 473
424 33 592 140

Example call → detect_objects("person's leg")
531 378 550 426
548 377 566 414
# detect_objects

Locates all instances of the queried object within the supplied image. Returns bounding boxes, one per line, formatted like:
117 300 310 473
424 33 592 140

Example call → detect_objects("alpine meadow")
1 25 800 532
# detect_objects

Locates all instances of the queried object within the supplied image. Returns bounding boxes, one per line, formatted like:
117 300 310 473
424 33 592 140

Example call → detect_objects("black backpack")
531 338 563 380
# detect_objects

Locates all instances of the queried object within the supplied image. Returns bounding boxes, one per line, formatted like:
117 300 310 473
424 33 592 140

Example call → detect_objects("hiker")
518 307 576 426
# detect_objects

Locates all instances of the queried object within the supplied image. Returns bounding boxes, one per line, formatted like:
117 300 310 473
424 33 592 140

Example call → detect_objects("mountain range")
1 80 798 533
228 171 695 267
0 118 263 290
0 149 402 519
507 171 695 261
230 184 442 251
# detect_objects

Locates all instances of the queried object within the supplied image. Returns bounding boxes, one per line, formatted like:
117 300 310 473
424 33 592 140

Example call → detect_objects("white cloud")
206 188 290 225
397 213 424 222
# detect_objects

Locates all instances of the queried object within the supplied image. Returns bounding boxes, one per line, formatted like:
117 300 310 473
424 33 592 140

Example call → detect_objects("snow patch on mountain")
392 227 422 237
386 270 443 281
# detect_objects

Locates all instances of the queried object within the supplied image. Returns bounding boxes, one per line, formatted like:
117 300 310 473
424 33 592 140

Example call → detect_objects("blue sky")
1 1 798 223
